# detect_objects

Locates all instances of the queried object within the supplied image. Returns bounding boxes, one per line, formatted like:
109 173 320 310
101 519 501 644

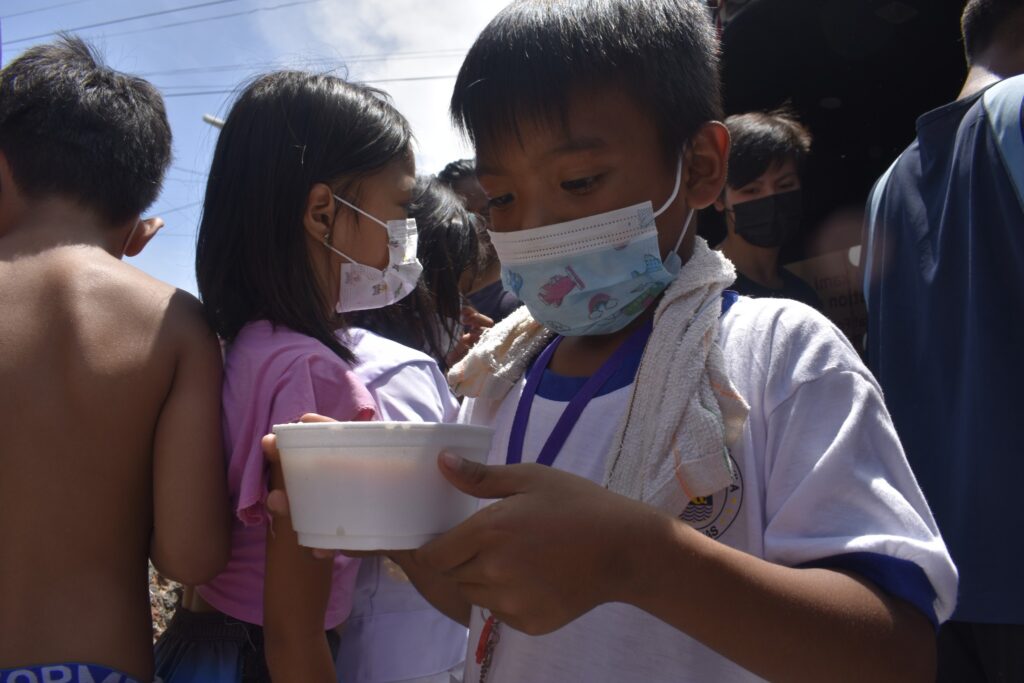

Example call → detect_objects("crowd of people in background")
0 0 1020 682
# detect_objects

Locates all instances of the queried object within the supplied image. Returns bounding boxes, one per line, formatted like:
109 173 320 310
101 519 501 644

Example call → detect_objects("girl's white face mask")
488 157 692 336
323 194 423 313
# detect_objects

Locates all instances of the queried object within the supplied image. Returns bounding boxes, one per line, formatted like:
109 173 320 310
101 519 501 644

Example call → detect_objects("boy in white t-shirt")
395 2 957 682
266 2 956 681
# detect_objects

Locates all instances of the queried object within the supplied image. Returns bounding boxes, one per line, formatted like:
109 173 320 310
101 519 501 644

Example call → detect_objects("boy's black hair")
437 159 476 188
450 0 722 159
961 0 1024 64
350 175 480 370
0 34 171 225
724 108 812 190
195 71 413 362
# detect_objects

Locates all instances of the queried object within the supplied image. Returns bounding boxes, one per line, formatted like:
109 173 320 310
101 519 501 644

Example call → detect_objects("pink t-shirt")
197 320 377 628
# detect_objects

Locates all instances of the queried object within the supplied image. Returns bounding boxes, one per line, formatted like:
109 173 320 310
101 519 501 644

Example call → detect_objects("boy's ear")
683 122 730 211
0 151 22 236
124 216 165 257
713 195 726 213
303 183 337 243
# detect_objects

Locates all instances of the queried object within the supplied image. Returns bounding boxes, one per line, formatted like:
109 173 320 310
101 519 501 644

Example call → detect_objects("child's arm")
263 459 337 683
151 294 230 585
418 456 936 683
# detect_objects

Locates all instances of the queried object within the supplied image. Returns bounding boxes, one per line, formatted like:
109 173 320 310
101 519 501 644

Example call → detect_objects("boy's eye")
561 176 600 193
488 193 514 209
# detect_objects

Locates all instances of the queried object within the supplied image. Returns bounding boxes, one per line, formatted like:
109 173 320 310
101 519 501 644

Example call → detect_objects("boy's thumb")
438 451 522 500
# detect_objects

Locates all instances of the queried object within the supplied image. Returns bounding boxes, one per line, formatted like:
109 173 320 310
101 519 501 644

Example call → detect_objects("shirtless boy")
0 36 229 682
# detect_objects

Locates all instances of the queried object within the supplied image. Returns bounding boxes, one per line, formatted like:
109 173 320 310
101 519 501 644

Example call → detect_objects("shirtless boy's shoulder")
0 36 229 681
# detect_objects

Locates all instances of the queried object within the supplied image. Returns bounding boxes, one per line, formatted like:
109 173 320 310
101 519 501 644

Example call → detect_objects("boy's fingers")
461 309 494 329
437 452 529 500
415 517 483 573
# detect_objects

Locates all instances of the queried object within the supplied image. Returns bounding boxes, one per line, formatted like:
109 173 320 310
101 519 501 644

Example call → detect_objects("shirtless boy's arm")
150 292 230 585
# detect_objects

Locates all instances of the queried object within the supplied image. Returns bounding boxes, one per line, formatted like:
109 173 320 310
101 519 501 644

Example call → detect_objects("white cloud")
255 0 509 174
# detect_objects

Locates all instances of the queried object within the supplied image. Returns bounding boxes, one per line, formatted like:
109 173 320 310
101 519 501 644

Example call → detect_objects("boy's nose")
519 204 564 232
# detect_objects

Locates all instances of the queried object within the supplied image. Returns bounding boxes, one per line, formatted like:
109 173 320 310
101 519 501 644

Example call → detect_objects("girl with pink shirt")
154 70 421 682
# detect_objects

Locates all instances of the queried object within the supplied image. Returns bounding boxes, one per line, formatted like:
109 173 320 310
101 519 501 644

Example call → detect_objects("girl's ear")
682 121 730 211
713 194 726 213
303 183 336 243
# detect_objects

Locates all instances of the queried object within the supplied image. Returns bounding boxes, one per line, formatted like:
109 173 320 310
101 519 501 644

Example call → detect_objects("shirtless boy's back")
0 36 229 681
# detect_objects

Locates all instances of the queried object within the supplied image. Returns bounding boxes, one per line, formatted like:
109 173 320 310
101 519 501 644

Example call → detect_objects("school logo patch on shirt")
679 453 743 540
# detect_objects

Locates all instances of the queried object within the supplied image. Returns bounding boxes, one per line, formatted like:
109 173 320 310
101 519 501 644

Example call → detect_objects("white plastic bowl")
272 421 494 550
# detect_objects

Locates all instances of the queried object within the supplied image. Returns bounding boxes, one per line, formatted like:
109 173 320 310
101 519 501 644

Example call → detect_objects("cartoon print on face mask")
504 271 524 298
588 292 619 320
538 266 585 307
619 282 666 318
631 253 663 279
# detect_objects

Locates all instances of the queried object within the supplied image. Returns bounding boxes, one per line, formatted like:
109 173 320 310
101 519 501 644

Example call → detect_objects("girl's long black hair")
196 70 412 361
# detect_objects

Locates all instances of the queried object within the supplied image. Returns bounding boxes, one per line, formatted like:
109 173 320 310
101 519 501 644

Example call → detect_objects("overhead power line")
162 73 459 98
2 1 93 21
87 0 326 41
139 48 467 78
3 0 243 46
154 201 203 217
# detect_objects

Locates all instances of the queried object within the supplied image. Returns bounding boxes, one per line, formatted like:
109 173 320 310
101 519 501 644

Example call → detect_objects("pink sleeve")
235 352 377 526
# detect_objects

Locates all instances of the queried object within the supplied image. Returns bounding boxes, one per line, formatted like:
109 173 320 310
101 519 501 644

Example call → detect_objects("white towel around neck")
448 238 749 510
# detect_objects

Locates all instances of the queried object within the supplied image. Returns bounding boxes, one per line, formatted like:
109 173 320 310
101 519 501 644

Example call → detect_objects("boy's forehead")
475 85 656 175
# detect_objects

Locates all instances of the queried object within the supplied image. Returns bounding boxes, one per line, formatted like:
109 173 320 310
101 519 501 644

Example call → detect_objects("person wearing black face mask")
713 110 822 311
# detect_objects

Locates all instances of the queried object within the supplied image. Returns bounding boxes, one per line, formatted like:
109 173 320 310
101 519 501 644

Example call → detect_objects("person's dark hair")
437 157 498 273
961 0 1024 64
0 33 171 225
450 0 722 159
724 108 812 190
437 158 476 188
350 176 480 369
196 71 412 361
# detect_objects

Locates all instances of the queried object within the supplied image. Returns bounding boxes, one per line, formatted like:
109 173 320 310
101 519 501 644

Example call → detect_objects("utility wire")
154 201 203 217
139 48 467 78
2 1 93 21
171 166 208 177
162 73 459 98
90 0 326 41
3 0 243 46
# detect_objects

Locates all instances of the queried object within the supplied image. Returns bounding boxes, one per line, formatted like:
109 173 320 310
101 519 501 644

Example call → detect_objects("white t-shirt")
458 298 958 683
337 328 467 683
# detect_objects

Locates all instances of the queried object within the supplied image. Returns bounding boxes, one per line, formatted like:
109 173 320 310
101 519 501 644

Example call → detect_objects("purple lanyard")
506 320 654 467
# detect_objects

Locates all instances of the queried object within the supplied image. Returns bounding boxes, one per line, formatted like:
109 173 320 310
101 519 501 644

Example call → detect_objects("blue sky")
1 0 507 294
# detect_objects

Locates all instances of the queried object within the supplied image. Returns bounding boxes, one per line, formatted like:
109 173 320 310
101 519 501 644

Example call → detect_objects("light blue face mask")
489 158 692 336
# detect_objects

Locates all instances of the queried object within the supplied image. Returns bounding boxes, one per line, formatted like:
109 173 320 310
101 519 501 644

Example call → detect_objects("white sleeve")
754 303 958 624
369 361 460 424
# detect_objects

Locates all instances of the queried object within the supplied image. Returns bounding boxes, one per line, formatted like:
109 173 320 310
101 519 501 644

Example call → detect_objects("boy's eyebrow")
477 136 609 178
546 136 608 157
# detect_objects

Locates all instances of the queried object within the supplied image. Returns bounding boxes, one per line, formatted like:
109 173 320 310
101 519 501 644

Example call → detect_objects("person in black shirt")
713 110 821 310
